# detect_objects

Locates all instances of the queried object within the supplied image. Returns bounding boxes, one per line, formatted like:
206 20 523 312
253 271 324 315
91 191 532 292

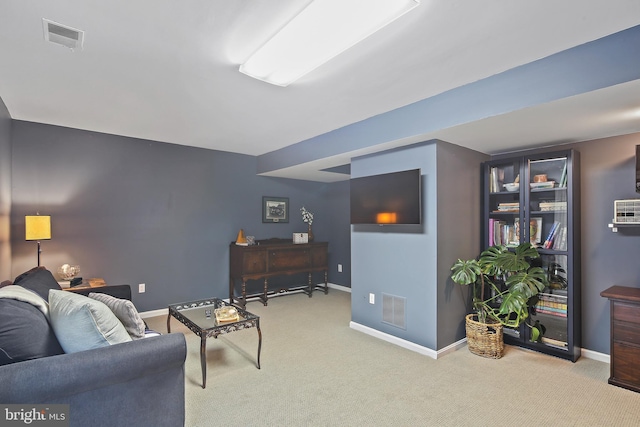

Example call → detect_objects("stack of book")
494 202 519 212
535 292 568 318
539 201 567 211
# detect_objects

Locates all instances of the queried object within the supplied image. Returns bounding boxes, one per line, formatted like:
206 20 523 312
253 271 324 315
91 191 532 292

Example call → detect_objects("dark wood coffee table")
167 298 261 388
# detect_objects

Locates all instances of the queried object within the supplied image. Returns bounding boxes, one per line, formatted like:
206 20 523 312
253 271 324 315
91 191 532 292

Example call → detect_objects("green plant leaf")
493 242 539 272
506 267 547 297
530 326 540 342
450 259 481 285
497 292 528 319
478 245 508 276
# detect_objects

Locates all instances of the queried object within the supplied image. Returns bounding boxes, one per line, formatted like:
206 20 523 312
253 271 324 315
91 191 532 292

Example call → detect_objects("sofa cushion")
0 297 64 366
49 289 132 353
88 292 146 339
13 267 61 300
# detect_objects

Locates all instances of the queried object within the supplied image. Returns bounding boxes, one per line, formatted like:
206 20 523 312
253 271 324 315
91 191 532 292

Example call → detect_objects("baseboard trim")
350 321 448 359
328 283 351 293
140 308 168 319
139 283 351 319
581 348 610 363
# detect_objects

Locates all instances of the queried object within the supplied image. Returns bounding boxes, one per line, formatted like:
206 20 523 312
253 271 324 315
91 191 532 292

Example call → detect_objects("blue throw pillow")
0 298 64 365
13 267 61 300
49 289 131 353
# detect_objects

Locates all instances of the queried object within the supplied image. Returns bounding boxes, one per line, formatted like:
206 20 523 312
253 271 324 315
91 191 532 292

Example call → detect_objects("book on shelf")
541 336 568 348
488 218 494 246
536 293 568 317
490 167 498 193
539 201 567 211
543 221 561 249
536 308 568 318
539 292 568 302
495 202 519 212
552 226 567 250
559 161 568 188
490 219 518 246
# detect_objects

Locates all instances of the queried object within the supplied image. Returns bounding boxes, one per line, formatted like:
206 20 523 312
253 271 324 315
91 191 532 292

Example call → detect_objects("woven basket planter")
465 314 504 359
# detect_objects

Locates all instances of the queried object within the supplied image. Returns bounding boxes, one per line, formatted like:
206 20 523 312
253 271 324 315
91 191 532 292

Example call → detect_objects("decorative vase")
308 224 314 242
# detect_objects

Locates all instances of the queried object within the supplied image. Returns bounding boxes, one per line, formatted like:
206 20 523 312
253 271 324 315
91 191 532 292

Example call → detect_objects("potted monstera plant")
450 242 547 358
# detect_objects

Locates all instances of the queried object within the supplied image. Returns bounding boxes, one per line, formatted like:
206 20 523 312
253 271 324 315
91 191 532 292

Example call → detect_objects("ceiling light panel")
239 0 420 86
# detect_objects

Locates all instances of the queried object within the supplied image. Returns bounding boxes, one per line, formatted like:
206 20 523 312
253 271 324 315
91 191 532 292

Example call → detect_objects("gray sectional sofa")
0 267 187 427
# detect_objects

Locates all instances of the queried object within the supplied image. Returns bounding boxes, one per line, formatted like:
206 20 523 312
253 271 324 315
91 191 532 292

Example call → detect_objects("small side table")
167 298 261 389
60 278 107 291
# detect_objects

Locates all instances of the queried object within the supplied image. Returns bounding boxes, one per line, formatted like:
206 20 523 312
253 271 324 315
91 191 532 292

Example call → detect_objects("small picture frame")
530 217 543 244
262 196 289 223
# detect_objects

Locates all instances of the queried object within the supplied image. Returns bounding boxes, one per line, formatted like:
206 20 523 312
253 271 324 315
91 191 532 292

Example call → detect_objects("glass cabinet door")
485 159 523 248
527 156 570 348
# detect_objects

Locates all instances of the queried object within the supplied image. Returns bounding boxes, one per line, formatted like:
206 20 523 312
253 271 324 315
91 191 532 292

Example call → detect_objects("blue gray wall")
351 142 439 349
0 97 10 280
436 141 488 349
8 120 350 311
350 141 486 351
5 95 640 356
569 133 640 354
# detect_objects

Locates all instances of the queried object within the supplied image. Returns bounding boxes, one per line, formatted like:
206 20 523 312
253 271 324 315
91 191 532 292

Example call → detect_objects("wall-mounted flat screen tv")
350 168 421 225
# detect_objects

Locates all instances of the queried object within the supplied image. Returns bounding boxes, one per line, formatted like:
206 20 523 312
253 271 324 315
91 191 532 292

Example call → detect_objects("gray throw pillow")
48 289 131 353
88 292 146 339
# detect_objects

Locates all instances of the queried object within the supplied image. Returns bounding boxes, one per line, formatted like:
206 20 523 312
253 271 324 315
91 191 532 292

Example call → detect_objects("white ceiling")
1 1 640 181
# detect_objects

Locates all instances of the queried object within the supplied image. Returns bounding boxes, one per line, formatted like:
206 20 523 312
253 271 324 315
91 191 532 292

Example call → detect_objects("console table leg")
262 279 268 306
200 336 207 389
324 271 328 294
240 280 247 308
308 273 313 298
256 321 262 370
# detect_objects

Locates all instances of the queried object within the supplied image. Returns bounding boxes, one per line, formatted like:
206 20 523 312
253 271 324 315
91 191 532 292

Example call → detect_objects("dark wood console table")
601 285 640 393
229 239 328 307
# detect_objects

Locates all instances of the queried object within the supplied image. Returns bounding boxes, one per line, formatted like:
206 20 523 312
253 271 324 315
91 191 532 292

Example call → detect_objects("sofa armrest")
0 333 186 427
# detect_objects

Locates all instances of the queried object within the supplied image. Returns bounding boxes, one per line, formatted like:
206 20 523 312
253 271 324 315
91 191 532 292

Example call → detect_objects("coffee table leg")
166 314 171 333
256 323 262 370
200 336 207 389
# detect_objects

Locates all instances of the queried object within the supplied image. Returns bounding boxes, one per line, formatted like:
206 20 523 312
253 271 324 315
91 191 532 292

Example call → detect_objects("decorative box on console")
293 233 308 244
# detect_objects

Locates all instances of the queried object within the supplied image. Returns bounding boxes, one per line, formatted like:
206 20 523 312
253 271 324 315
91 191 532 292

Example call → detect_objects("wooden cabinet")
229 239 328 307
601 285 640 393
483 150 581 361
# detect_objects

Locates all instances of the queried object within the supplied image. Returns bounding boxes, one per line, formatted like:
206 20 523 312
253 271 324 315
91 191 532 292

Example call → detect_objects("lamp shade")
235 228 247 245
25 216 51 241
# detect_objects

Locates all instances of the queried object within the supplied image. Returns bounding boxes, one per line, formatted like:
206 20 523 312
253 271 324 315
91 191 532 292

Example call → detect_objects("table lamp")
25 215 51 266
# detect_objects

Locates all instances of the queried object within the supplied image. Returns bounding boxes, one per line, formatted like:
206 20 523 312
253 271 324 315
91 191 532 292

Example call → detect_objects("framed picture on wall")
262 196 289 223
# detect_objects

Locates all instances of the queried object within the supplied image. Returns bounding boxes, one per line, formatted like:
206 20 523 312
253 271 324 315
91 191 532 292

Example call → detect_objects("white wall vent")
382 293 406 330
42 19 84 50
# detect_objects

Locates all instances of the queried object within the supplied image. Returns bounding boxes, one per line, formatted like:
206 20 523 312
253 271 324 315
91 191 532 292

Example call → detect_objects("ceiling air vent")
42 19 84 50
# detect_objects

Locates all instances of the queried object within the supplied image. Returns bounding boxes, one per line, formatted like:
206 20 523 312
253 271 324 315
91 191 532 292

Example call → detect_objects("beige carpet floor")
145 289 640 427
